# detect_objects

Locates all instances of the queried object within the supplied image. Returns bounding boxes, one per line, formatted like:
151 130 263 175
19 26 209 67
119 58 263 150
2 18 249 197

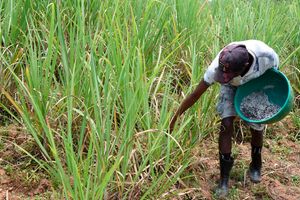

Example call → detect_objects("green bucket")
234 68 294 124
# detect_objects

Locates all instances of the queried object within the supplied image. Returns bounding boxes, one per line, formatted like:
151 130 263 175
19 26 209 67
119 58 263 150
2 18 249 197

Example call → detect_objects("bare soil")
0 124 52 199
0 169 51 199
184 116 300 200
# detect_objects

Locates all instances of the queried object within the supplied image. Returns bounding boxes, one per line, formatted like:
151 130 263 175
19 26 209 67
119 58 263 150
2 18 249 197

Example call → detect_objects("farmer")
169 40 279 197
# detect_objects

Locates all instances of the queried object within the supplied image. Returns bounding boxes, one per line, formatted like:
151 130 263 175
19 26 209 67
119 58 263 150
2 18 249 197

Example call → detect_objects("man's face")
214 62 247 84
214 45 249 84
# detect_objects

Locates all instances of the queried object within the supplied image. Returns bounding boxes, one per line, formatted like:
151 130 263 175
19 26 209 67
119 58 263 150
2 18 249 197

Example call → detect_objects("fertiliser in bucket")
234 68 294 124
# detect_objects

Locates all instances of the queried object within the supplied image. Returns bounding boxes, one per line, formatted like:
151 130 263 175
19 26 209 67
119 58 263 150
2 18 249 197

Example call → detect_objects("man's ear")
244 62 249 67
240 62 251 76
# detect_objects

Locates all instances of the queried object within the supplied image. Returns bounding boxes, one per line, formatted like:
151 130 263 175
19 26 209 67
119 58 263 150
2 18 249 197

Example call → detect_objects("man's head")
214 44 250 84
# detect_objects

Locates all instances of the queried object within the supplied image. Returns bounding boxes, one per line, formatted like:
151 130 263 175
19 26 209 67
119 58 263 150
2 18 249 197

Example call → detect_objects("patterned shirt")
204 40 279 86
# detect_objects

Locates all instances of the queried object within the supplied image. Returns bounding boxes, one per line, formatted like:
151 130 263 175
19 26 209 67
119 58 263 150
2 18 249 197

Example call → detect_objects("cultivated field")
0 0 299 199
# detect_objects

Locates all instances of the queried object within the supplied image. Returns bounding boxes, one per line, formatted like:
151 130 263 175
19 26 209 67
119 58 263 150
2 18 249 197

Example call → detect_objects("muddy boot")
215 153 234 198
249 146 262 183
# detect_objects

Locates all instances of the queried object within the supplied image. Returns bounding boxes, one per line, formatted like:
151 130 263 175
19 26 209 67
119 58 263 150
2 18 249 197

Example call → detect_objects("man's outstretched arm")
169 79 210 132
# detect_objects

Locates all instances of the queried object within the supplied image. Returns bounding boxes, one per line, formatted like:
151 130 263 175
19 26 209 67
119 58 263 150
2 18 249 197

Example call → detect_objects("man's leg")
216 116 235 198
215 85 237 197
251 128 263 147
249 128 264 183
219 117 235 153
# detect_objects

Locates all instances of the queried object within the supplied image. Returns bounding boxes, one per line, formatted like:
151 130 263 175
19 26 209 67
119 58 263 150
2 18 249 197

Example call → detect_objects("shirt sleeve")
273 51 280 69
257 48 280 72
203 54 219 85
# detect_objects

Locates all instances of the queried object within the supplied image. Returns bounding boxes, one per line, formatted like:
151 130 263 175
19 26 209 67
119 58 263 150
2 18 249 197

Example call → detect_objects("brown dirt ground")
0 168 51 199
0 124 52 199
182 116 300 200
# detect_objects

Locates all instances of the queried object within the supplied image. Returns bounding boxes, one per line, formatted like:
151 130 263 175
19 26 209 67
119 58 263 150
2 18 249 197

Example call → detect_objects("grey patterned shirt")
204 40 279 86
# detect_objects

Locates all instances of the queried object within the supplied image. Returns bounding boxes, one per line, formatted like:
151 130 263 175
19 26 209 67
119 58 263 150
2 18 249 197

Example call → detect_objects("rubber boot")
249 146 262 183
215 154 234 198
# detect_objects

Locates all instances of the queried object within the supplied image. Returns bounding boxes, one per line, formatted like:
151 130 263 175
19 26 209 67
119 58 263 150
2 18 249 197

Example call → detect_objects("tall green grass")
0 0 300 199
